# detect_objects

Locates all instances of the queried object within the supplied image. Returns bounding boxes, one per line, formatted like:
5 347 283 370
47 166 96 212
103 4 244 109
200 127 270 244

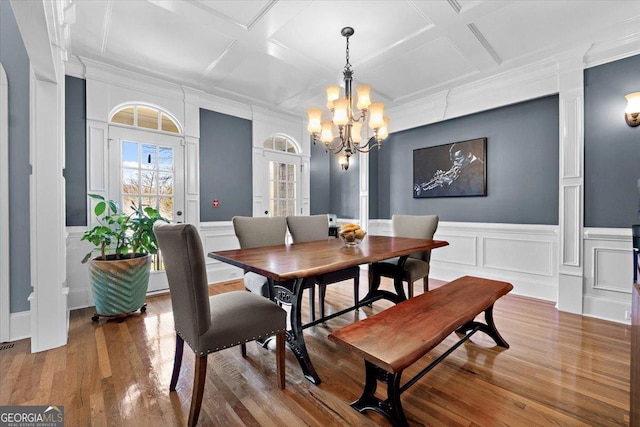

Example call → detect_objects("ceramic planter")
88 253 151 320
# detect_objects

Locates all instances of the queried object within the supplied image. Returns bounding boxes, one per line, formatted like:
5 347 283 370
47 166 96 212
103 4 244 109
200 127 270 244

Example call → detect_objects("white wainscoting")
368 220 560 302
583 227 634 323
66 227 93 310
199 222 245 284
65 222 633 324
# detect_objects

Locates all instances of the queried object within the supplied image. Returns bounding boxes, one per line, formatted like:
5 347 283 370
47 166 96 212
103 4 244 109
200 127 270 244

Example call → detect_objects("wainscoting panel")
66 227 93 310
584 227 633 323
200 221 244 283
369 220 559 302
593 248 633 292
432 235 477 266
483 237 554 276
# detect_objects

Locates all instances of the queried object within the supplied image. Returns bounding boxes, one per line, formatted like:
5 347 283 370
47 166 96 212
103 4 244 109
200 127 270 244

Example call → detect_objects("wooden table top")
208 235 449 282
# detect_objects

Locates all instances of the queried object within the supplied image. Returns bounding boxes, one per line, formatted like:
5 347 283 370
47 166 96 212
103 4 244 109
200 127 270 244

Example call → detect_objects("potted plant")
81 194 168 321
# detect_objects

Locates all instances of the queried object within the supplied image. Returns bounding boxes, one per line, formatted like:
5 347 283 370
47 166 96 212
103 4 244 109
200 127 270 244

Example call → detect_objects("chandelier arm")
352 136 382 153
326 140 346 154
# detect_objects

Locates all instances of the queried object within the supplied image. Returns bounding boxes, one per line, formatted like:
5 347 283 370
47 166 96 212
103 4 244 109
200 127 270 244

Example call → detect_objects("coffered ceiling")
66 0 640 117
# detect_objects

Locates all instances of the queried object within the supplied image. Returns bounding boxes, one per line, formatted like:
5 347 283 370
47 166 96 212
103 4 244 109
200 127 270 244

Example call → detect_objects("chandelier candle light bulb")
307 27 390 171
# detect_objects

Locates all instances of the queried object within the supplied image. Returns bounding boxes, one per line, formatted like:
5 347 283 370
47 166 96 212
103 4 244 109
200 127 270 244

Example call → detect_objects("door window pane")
159 197 174 221
268 160 297 217
158 147 173 170
122 169 139 195
158 173 173 195
141 144 156 170
122 141 139 168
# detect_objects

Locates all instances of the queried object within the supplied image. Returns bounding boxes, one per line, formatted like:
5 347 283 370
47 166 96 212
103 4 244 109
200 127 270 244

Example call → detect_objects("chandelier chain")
345 35 351 71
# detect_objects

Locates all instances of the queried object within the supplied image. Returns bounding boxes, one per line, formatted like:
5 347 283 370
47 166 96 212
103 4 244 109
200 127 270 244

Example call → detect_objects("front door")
108 126 185 293
263 150 301 217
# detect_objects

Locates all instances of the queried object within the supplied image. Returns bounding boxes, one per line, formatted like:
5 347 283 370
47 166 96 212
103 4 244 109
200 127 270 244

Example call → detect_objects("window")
262 134 300 217
263 134 298 153
121 141 175 221
269 161 297 217
111 104 180 134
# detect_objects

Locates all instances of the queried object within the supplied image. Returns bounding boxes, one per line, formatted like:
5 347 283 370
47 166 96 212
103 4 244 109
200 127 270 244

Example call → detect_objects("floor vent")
0 343 15 351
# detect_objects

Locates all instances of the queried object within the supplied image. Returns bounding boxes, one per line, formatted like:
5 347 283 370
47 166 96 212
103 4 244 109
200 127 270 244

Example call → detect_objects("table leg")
360 256 409 305
272 278 322 385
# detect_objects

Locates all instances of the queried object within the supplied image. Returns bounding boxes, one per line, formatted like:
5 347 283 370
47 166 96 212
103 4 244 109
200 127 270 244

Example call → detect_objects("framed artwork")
413 137 487 198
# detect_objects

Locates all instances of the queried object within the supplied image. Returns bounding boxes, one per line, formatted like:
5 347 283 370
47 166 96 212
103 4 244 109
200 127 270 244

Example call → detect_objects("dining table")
208 235 449 385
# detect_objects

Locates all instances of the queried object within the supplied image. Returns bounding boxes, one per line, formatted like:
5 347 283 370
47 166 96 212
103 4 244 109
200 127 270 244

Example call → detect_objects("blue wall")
310 141 361 219
65 76 87 226
584 53 640 228
371 95 560 224
310 137 330 215
1 1 31 313
199 108 253 221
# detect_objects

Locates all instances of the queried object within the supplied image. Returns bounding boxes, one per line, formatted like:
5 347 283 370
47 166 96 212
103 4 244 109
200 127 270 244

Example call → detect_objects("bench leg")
351 361 409 427
455 305 510 348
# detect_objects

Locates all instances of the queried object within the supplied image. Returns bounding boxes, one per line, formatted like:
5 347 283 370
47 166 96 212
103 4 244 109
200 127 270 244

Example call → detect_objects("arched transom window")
110 104 181 134
263 134 299 153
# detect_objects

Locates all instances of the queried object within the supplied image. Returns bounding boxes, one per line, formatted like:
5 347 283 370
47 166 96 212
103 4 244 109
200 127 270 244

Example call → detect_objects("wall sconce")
625 92 640 127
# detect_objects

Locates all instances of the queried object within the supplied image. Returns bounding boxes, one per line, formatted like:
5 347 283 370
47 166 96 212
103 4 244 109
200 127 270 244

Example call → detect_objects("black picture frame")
413 137 487 198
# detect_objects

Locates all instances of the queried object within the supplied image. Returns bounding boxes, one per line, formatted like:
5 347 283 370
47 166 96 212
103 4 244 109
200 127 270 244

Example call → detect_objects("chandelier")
307 27 389 170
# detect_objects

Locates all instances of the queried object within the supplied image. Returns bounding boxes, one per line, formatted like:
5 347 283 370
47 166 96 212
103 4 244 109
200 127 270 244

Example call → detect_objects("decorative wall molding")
80 57 185 103
583 227 633 323
592 247 633 293
199 221 244 284
387 57 559 133
583 16 640 67
368 220 560 302
185 85 252 121
9 311 30 342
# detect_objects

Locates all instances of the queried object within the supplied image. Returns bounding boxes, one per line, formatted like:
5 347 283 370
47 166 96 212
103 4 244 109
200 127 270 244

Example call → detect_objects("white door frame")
261 150 303 217
108 125 185 293
0 64 10 342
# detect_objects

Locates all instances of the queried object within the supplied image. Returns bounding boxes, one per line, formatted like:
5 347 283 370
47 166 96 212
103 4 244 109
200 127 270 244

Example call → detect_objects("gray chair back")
153 222 211 350
287 215 329 243
392 214 439 262
232 216 287 248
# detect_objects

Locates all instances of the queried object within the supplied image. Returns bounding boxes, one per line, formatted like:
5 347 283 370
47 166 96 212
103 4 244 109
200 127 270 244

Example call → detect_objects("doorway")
108 125 185 293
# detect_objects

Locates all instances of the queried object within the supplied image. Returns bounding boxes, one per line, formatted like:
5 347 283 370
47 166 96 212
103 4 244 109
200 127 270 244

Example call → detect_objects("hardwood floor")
0 275 630 426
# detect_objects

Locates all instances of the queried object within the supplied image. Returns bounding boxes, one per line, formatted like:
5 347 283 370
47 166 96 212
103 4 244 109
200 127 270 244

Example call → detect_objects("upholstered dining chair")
369 214 439 299
286 215 361 321
232 216 316 319
153 222 286 427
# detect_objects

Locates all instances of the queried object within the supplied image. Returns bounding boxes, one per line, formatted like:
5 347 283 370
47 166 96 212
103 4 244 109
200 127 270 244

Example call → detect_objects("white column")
29 71 68 352
359 151 369 229
557 53 586 313
0 64 10 342
11 0 69 351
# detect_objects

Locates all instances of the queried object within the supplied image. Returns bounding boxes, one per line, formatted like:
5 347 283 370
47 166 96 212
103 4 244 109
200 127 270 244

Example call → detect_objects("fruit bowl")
339 224 366 247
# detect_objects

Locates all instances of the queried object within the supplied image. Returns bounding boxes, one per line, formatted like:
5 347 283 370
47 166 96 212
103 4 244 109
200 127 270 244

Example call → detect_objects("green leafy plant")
81 194 169 263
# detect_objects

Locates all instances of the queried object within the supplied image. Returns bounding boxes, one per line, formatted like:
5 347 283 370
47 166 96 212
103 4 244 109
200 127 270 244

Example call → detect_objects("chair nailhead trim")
177 328 285 356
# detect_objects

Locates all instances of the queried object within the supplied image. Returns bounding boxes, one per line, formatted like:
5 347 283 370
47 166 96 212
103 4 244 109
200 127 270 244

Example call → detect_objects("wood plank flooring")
0 275 631 426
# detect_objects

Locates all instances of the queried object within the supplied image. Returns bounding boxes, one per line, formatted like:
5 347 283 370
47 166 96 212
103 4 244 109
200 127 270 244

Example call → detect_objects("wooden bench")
328 276 513 427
